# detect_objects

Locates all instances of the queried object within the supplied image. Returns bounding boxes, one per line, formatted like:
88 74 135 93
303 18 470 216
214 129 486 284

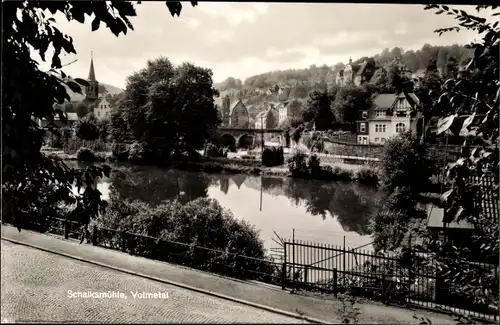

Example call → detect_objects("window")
396 123 406 133
376 110 385 117
375 138 380 142
381 138 386 143
360 123 366 132
361 111 368 119
375 124 386 132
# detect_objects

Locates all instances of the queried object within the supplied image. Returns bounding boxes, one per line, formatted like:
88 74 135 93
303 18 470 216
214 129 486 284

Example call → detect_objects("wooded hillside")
214 43 473 118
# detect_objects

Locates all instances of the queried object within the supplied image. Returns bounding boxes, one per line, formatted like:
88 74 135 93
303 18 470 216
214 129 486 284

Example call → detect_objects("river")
69 162 383 252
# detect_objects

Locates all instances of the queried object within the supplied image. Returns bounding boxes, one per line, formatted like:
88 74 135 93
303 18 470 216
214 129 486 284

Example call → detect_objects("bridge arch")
237 134 254 148
220 133 236 151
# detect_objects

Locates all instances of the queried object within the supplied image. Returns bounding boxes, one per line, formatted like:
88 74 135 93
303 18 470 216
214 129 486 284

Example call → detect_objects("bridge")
216 127 284 148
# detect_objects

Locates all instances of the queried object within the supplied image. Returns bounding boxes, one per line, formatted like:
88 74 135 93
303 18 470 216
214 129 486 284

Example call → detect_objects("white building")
356 92 422 145
94 95 111 120
277 99 302 126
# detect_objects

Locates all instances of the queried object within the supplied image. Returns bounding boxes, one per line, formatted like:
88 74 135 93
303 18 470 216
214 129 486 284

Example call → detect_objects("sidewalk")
1 225 458 324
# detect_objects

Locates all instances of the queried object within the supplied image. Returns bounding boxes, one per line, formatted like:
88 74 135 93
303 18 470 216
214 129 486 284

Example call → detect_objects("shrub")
112 142 129 162
128 141 146 164
262 146 284 167
77 147 98 162
63 136 109 154
97 197 269 280
205 143 228 158
355 168 379 186
307 154 321 177
75 114 100 141
287 152 309 176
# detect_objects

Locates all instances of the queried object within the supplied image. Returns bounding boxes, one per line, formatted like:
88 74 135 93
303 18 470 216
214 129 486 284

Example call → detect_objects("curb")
1 236 328 324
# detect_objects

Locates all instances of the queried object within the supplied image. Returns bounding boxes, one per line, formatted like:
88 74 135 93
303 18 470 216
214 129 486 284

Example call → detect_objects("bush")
262 146 284 167
288 152 309 176
112 142 129 162
97 197 270 280
75 114 100 141
355 168 380 186
323 165 354 181
63 136 109 154
128 141 146 164
206 143 225 158
307 154 321 177
77 147 98 162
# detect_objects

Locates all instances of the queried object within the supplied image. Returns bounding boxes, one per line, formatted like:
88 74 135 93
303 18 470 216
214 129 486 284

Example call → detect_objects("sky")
34 2 488 89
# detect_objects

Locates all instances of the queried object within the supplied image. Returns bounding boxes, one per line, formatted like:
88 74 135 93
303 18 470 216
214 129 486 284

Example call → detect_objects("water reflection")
109 165 214 204
68 162 382 248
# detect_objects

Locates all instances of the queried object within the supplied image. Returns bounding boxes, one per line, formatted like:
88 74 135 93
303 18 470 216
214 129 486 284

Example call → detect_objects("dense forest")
214 43 473 117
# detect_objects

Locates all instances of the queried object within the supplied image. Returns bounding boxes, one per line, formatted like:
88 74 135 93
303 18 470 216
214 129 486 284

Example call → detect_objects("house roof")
355 61 368 76
373 94 396 109
255 111 267 118
372 92 421 113
229 99 248 116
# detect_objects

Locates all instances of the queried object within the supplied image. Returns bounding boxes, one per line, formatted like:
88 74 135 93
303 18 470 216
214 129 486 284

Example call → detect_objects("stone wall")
323 140 384 158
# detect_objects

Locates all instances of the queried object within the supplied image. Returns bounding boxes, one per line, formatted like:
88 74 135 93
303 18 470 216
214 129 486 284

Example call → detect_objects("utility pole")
260 115 264 157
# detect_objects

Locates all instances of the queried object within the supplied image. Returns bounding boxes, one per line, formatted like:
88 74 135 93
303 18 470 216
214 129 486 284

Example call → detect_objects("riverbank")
43 150 381 187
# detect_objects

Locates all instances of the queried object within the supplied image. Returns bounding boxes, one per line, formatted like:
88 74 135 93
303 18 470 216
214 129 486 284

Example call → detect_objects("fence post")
281 262 287 290
343 236 346 286
121 231 126 252
292 230 296 290
64 220 69 239
304 266 308 288
92 225 97 246
282 242 287 290
382 272 387 303
333 268 338 297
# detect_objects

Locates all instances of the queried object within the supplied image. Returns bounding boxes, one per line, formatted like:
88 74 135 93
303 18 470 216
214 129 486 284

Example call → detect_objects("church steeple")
85 51 99 101
88 51 96 81
349 57 352 65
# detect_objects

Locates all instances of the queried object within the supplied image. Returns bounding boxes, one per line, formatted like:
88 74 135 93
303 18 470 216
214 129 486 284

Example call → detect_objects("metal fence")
3 216 284 287
283 239 499 322
4 215 498 322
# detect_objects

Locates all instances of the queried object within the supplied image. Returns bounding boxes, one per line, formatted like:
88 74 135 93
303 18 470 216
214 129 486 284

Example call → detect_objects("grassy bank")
43 149 380 187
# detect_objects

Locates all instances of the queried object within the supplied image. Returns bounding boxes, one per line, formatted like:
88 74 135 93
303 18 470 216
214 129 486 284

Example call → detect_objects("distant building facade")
255 103 279 129
356 92 422 145
277 99 302 125
227 99 250 128
336 58 376 87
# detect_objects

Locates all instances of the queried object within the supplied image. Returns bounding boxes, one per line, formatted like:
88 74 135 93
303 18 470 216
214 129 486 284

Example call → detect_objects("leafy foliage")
302 90 335 130
2 1 196 229
421 4 499 308
111 57 221 163
380 132 434 194
331 86 373 123
96 196 273 280
75 114 99 141
76 147 99 162
261 146 284 167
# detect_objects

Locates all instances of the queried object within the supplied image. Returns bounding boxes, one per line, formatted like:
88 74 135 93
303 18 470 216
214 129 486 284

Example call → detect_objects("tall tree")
331 86 372 123
2 1 197 229
114 58 221 160
222 95 231 118
302 91 335 131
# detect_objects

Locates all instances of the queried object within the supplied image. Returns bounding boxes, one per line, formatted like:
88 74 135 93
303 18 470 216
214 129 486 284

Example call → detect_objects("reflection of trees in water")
110 166 214 205
280 178 380 236
219 174 230 194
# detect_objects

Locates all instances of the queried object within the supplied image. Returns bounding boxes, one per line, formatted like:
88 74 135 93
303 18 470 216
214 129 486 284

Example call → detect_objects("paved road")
0 241 305 323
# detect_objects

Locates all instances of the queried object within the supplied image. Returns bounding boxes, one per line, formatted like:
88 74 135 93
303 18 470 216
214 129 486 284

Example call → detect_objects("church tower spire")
86 51 99 102
88 51 96 81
